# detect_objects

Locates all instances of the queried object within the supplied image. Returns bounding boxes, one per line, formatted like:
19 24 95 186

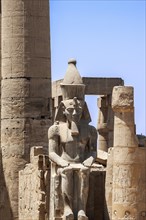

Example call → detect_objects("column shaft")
111 86 139 219
1 0 51 219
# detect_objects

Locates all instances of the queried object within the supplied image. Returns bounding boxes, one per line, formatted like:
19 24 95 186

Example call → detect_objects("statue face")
63 98 84 123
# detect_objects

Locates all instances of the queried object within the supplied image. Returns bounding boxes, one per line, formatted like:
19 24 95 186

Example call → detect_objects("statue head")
55 59 91 124
62 97 84 124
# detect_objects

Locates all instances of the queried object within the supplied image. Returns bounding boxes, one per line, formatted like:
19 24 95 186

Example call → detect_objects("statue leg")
61 167 74 220
78 167 89 220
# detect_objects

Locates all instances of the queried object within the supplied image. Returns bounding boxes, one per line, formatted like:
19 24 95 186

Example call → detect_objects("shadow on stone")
0 148 13 219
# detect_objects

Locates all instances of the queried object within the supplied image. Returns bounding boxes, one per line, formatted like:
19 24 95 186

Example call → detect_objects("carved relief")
19 147 50 220
113 166 132 188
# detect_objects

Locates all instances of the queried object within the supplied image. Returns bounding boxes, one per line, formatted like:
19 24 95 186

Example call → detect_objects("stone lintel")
52 77 124 98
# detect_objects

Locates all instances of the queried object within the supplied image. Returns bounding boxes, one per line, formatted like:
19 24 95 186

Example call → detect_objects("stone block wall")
19 147 50 220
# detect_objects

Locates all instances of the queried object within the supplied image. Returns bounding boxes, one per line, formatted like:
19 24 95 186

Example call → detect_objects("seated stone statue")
48 59 98 220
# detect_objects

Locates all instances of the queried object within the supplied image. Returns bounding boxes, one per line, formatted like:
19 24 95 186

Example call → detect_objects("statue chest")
59 125 89 161
59 124 89 146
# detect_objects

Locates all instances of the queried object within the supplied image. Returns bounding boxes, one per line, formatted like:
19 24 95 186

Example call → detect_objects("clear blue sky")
50 0 145 135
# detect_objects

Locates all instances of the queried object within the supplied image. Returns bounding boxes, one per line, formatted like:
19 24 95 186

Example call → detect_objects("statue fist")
83 156 94 167
61 160 69 168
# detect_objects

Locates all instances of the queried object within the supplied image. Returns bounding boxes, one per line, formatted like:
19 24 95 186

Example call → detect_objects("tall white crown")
60 59 85 100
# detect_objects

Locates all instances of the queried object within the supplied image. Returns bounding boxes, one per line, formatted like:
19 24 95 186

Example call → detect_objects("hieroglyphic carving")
113 166 132 188
113 210 136 220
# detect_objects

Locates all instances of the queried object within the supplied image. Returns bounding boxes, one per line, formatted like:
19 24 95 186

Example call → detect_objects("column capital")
112 86 134 112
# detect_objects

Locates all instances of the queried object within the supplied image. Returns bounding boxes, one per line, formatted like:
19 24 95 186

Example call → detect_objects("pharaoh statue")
48 59 98 220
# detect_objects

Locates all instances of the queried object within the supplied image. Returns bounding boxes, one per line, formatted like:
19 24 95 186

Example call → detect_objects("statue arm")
89 125 97 157
83 125 97 167
48 125 69 167
49 139 69 167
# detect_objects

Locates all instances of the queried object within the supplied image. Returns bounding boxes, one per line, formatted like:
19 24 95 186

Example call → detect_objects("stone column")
1 0 51 219
97 95 114 152
111 86 139 219
0 0 1 145
0 0 1 153
97 95 109 152
105 147 114 219
0 2 3 217
107 95 114 149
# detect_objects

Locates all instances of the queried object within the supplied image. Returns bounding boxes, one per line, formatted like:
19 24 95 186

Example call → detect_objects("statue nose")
72 109 77 115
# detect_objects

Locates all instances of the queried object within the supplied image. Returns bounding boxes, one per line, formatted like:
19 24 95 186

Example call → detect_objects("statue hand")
83 156 94 167
60 160 69 168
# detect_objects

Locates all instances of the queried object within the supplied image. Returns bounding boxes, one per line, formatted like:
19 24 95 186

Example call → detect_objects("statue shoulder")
48 121 60 139
89 125 97 134
88 125 97 137
88 125 97 151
